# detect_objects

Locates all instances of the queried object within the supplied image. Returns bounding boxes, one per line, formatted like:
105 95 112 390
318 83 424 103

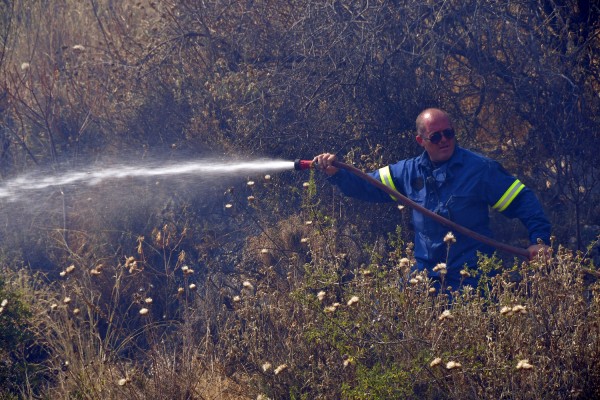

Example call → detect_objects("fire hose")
294 159 531 260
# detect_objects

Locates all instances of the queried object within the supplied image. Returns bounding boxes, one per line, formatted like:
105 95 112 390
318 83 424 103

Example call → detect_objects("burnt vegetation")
0 1 599 399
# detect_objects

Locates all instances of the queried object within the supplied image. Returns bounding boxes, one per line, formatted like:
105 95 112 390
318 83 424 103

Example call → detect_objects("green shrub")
0 270 49 398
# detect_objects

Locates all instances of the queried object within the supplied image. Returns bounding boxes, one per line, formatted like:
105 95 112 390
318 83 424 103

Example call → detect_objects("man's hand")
313 153 340 176
526 244 551 262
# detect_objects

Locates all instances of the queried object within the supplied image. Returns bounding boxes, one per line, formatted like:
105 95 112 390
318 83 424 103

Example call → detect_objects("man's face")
416 114 456 163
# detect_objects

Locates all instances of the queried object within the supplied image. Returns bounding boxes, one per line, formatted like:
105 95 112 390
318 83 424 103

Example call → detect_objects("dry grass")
215 214 600 399
1 187 599 399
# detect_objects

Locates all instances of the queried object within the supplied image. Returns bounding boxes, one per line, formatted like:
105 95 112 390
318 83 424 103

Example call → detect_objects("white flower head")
274 364 288 375
446 361 462 370
399 258 411 268
262 362 272 372
516 359 534 370
317 291 326 302
444 232 456 244
324 303 340 313
433 263 446 272
438 309 454 321
430 357 442 367
500 306 513 316
347 296 359 306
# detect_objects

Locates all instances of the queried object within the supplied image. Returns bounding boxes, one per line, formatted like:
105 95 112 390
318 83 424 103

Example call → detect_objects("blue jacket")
329 146 551 287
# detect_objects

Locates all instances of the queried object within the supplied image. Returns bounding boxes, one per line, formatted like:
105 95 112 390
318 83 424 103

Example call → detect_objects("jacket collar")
417 145 465 184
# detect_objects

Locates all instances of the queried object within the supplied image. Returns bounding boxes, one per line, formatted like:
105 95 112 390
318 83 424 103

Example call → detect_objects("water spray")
0 159 296 202
294 159 530 259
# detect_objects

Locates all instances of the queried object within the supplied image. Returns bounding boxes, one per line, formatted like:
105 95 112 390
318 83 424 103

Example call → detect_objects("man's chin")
433 149 453 162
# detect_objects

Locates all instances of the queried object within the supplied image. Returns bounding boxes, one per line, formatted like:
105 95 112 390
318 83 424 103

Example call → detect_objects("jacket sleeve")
502 189 552 245
484 161 552 245
328 168 396 203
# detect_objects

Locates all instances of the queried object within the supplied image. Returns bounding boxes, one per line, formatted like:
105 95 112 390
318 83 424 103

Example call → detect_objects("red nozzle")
294 159 313 170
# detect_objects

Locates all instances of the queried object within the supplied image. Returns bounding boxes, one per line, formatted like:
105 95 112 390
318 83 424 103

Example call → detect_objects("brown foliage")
0 1 599 398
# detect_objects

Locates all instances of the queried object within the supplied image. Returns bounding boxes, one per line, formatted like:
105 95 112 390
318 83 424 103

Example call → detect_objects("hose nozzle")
294 159 313 170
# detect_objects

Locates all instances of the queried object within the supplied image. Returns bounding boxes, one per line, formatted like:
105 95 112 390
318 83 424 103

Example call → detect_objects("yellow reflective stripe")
378 166 398 200
492 179 525 212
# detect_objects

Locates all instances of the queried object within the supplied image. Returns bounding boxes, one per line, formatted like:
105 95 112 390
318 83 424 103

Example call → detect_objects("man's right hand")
526 244 552 263
313 153 340 176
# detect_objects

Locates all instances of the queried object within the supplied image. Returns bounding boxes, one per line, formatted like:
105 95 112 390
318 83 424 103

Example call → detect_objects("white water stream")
0 159 295 203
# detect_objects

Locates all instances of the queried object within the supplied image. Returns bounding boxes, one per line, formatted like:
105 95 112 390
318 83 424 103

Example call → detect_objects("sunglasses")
423 129 455 144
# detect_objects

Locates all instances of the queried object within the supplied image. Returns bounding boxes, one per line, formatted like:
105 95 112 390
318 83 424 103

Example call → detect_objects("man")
314 108 551 289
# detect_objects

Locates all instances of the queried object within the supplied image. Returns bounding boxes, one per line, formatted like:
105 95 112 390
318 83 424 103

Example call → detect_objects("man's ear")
415 135 424 146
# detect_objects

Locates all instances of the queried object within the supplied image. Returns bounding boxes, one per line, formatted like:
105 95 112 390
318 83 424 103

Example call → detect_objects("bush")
219 216 600 399
0 269 50 398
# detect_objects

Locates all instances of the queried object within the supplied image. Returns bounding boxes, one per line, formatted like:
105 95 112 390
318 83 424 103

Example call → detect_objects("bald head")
416 108 452 136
